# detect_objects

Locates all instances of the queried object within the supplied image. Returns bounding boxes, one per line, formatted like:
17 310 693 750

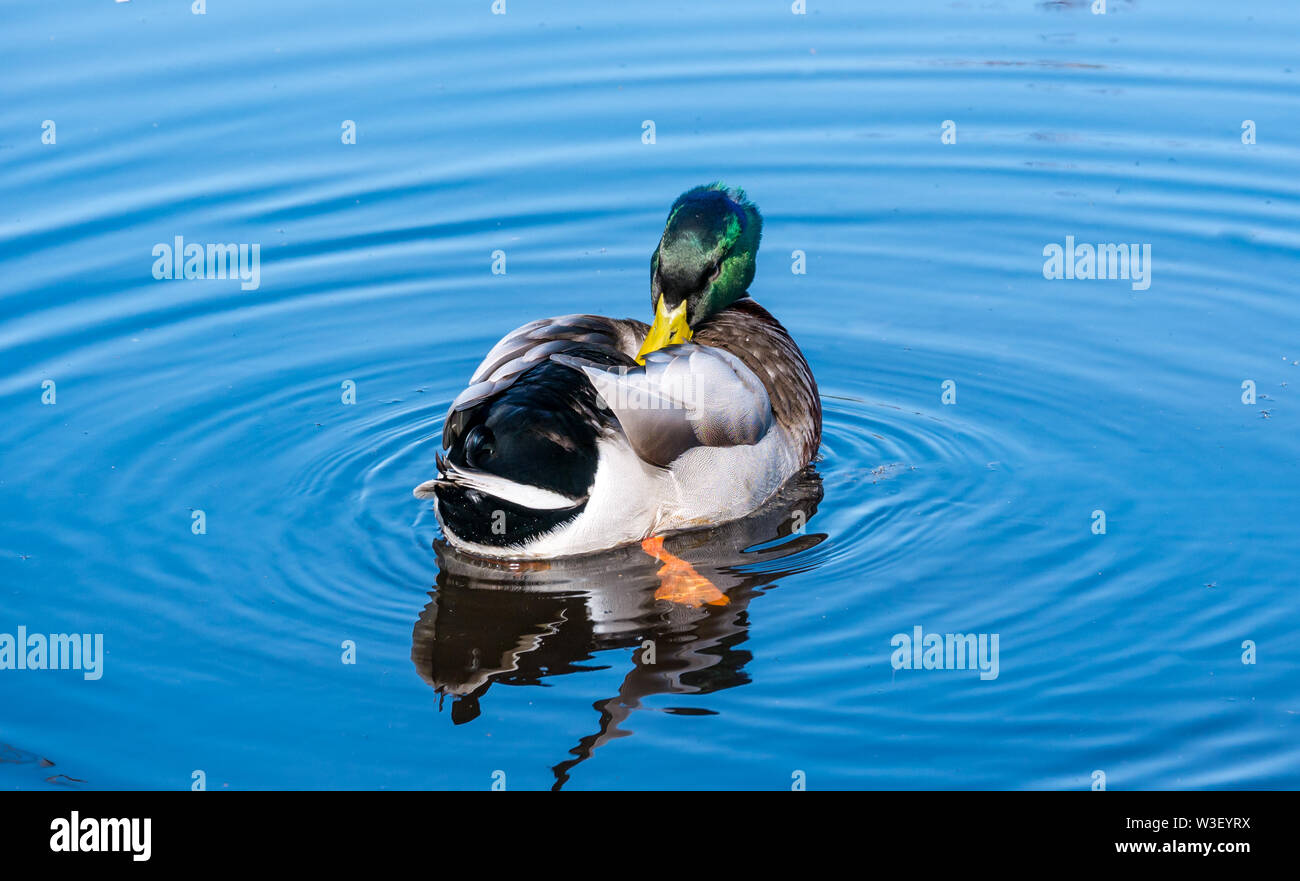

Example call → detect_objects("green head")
650 183 762 328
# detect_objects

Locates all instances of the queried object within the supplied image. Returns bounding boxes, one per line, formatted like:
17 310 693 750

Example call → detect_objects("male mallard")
414 183 821 559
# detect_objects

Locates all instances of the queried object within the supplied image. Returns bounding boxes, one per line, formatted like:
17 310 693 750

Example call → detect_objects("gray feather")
550 344 772 468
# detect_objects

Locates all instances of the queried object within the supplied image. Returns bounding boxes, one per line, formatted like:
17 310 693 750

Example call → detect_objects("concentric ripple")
1 0 1297 790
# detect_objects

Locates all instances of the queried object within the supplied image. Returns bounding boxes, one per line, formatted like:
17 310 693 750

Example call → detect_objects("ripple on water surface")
0 0 1297 790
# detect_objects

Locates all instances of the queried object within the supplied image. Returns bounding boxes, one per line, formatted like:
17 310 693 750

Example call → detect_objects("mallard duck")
414 183 821 560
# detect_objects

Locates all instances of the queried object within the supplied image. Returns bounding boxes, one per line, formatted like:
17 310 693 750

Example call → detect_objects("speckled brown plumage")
693 297 822 464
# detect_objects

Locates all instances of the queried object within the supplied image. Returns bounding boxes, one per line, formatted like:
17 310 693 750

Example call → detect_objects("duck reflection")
411 468 825 790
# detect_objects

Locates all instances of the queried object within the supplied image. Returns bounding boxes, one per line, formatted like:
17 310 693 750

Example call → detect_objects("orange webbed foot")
641 536 729 608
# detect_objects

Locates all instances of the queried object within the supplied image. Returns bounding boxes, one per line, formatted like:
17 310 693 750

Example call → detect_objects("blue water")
2 0 1297 790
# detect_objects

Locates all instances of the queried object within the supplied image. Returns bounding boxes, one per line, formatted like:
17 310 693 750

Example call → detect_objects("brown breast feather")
693 298 822 464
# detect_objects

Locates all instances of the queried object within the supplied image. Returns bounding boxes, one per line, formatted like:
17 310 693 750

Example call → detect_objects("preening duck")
414 183 821 559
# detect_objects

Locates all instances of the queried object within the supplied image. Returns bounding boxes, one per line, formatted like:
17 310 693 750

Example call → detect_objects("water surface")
1 0 1297 790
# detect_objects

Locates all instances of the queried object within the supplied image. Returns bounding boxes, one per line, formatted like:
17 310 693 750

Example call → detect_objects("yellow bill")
635 295 693 364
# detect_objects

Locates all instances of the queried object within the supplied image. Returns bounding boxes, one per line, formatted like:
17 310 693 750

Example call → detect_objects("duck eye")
463 426 495 468
708 261 723 282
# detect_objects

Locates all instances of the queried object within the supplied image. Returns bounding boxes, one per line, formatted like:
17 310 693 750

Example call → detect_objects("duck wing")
551 344 774 468
423 315 652 551
442 314 648 449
